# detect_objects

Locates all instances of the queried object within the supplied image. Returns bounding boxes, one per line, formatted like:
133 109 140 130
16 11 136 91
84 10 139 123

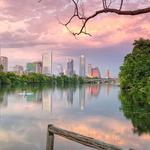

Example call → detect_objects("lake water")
0 84 150 150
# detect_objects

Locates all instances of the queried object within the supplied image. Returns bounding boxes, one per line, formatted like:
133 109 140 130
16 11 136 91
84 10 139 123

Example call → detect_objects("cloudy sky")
0 0 150 77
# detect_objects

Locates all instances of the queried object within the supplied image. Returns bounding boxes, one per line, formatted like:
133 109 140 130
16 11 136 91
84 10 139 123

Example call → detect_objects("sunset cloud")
0 0 149 76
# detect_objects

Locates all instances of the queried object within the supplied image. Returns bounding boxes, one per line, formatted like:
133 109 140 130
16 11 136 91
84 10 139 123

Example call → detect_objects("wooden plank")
46 125 54 150
48 124 122 150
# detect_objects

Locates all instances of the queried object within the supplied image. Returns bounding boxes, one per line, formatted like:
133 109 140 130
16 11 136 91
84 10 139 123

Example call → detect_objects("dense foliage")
119 38 150 92
120 89 150 135
119 38 150 135
0 72 84 86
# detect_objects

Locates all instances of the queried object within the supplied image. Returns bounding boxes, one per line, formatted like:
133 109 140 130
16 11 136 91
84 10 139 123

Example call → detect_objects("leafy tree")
0 72 85 86
119 38 150 92
119 38 150 135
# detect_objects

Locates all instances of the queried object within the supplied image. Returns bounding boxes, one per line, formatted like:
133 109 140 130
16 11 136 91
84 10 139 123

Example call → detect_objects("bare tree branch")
119 0 124 10
63 0 150 36
39 0 150 36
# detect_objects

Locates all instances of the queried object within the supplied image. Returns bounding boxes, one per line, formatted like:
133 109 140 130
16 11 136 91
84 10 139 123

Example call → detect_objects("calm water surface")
0 84 149 150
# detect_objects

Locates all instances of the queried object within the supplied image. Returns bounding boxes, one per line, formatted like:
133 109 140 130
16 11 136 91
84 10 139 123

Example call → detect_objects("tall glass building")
0 56 8 72
42 51 52 75
79 55 86 77
67 59 74 76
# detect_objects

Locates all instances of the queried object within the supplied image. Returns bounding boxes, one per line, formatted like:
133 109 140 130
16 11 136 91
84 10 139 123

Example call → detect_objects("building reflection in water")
87 84 101 97
42 90 52 112
25 92 42 103
66 88 74 107
0 93 8 108
79 86 86 110
105 84 112 96
0 84 112 113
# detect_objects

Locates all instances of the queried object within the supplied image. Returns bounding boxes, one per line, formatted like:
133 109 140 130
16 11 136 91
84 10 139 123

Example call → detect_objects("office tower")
79 86 85 110
67 59 74 76
42 51 52 75
91 67 101 78
13 65 24 75
26 63 36 73
35 61 42 74
57 64 64 76
26 62 42 73
0 56 8 72
87 64 92 77
79 55 86 77
106 69 111 79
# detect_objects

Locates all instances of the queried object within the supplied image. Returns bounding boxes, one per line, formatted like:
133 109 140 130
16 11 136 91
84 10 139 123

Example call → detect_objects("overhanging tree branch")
62 0 150 36
39 0 150 36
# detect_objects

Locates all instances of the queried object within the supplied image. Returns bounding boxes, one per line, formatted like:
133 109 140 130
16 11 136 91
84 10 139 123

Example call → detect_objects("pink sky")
0 0 150 76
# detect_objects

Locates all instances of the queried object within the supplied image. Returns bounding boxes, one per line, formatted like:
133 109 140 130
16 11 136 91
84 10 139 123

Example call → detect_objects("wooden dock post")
46 125 54 150
48 124 123 150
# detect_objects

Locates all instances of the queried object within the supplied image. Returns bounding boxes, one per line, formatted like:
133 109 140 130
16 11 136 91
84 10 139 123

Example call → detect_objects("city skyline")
0 51 112 78
0 0 149 77
0 47 115 77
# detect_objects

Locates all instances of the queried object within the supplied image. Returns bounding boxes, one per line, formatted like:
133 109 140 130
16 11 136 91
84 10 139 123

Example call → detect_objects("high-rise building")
87 64 92 77
91 67 101 78
13 65 24 75
34 61 42 74
42 51 52 75
0 56 8 72
26 63 36 73
57 64 64 76
26 61 42 74
79 55 86 77
67 59 74 76
106 69 111 79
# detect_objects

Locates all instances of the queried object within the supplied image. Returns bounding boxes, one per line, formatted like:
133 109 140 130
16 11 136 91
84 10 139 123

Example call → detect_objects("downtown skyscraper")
0 47 8 72
0 56 8 72
42 51 53 75
67 59 74 76
79 55 86 77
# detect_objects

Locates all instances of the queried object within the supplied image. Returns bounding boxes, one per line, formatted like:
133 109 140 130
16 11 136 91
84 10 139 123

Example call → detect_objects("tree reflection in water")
119 89 150 135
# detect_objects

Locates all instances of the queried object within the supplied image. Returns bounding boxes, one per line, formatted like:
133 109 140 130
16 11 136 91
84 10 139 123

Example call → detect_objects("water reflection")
42 90 52 112
105 84 112 96
79 86 86 110
119 88 150 135
0 84 149 150
67 87 74 107
87 84 101 97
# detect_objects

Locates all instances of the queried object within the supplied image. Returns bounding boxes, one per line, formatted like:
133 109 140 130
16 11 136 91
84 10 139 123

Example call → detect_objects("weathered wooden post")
46 125 54 150
48 124 122 150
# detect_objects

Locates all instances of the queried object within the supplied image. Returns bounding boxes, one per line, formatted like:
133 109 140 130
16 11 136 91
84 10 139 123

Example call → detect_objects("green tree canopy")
119 38 150 92
119 38 150 135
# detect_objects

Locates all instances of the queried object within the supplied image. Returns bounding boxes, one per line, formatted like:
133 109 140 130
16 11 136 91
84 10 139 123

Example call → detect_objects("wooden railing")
46 124 123 150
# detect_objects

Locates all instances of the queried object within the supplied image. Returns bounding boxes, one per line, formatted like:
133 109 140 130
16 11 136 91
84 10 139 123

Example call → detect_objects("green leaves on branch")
119 38 150 92
119 38 150 135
